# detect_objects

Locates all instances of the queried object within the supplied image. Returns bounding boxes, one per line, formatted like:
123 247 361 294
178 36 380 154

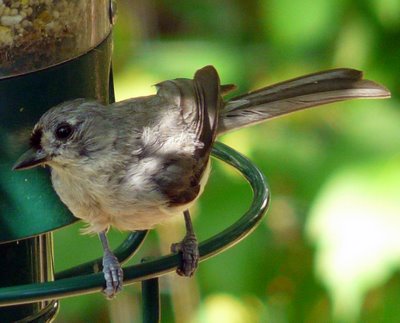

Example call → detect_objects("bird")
13 66 390 298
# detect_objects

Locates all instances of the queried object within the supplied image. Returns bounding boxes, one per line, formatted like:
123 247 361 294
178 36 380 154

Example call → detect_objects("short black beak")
12 148 49 171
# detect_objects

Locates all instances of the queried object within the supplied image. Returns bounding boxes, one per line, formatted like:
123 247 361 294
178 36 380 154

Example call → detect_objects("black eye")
55 123 73 140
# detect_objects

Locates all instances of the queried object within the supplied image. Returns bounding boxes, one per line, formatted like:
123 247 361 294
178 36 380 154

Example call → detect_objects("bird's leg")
99 230 123 299
171 210 199 276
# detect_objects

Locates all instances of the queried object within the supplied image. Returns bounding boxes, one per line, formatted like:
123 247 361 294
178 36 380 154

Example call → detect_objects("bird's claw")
171 233 199 277
102 251 123 299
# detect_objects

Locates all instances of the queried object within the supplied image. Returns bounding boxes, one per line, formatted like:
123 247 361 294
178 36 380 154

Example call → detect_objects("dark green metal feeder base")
0 34 113 243
0 34 114 322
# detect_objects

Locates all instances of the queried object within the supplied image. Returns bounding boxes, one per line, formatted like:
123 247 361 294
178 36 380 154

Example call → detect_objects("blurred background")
54 0 399 322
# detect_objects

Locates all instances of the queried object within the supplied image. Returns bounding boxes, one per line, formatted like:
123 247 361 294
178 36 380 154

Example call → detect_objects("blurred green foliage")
53 0 399 322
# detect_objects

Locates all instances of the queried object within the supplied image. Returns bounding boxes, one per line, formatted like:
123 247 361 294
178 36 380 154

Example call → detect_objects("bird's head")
13 99 114 171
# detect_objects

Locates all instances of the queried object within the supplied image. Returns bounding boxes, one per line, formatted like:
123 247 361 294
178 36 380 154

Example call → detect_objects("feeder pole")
0 1 115 321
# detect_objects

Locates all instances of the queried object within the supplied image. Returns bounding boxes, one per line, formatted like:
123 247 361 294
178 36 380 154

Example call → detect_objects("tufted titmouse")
13 66 390 297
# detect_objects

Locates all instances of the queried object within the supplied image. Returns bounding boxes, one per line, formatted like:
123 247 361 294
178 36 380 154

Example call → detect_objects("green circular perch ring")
0 141 270 307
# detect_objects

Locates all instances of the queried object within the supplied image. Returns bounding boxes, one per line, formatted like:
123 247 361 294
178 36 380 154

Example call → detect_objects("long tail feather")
218 69 390 134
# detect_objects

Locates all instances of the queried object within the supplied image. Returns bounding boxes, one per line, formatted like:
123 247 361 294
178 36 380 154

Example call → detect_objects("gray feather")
218 69 390 133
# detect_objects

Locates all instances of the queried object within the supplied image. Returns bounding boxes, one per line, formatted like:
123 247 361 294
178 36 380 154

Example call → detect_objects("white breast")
50 161 182 234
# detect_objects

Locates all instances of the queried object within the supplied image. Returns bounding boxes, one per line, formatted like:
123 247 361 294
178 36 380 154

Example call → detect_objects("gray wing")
154 65 221 206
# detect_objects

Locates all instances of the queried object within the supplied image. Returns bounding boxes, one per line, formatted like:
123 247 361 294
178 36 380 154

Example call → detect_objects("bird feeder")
0 1 114 321
0 1 269 322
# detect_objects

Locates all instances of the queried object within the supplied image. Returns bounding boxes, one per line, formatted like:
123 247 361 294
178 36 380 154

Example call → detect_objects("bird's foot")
171 233 199 277
102 250 123 299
